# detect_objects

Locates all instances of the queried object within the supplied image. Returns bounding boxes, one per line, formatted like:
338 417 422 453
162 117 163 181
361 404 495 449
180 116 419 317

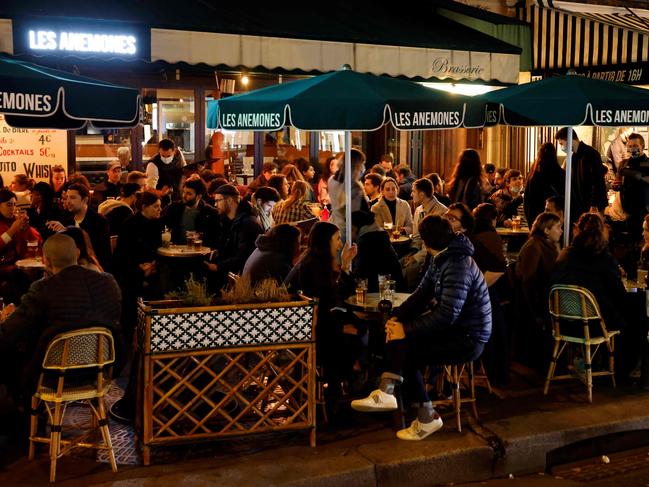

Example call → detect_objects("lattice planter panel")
136 298 316 465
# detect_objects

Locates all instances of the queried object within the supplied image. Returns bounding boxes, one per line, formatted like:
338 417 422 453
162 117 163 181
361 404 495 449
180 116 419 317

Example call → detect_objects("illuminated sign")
28 30 137 55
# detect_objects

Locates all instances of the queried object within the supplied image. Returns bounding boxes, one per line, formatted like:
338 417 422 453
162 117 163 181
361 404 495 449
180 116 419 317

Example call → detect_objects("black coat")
242 234 294 285
398 175 416 201
0 265 122 394
64 209 112 272
352 228 404 292
569 142 608 221
551 246 627 329
113 212 163 288
619 154 649 217
394 233 492 343
216 201 263 275
524 168 565 225
162 199 221 249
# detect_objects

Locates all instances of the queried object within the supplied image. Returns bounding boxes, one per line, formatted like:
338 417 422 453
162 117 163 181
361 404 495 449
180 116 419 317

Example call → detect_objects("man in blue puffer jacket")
352 215 491 440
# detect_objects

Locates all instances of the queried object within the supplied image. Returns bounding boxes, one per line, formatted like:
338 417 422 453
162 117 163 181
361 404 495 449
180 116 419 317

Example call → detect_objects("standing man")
146 138 186 201
396 164 416 201
208 184 262 288
47 183 112 271
379 154 397 179
555 127 608 222
615 133 649 239
352 216 491 440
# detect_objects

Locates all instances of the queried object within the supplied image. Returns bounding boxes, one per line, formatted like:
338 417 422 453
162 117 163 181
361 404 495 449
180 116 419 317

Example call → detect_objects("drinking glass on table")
27 239 39 260
378 274 390 299
193 232 203 250
511 216 522 231
355 278 368 304
185 230 196 246
383 222 393 231
384 279 396 302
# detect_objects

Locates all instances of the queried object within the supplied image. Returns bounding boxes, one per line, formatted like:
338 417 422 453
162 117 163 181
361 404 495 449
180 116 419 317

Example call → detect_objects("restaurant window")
75 127 132 185
143 89 195 164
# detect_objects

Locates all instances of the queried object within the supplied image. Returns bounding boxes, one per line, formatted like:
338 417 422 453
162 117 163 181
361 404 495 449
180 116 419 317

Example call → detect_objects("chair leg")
451 365 461 433
49 402 63 483
478 360 492 395
608 337 616 389
468 362 479 421
28 396 39 461
96 399 118 473
584 344 593 403
544 339 561 395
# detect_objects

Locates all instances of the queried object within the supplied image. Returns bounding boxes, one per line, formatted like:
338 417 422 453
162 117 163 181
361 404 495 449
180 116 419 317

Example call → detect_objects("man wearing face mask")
616 133 649 239
491 169 526 228
146 138 186 202
555 128 608 223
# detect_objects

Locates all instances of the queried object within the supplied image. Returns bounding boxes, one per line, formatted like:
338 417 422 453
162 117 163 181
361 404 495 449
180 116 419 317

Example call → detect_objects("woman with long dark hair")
284 222 357 406
328 149 369 239
318 156 339 206
447 149 485 210
524 143 565 225
267 174 289 200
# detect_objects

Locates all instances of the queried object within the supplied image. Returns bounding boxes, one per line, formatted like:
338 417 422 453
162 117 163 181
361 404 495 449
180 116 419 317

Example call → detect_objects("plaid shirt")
272 200 314 224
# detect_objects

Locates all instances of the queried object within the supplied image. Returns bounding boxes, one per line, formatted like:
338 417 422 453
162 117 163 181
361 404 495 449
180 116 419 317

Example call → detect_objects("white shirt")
145 149 186 189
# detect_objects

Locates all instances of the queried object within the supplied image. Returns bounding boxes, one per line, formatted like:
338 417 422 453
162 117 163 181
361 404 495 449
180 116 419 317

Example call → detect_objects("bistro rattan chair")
545 285 620 403
28 327 118 482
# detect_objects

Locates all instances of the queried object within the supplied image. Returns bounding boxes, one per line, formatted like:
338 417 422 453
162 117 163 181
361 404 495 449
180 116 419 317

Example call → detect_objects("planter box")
136 297 317 465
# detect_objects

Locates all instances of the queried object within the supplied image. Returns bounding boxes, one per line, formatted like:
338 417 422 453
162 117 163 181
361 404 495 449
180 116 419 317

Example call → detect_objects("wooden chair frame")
28 327 118 483
545 284 620 403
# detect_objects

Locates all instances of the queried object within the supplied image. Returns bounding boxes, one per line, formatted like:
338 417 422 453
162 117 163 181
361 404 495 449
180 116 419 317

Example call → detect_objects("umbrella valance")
482 74 649 127
207 69 481 131
0 56 140 129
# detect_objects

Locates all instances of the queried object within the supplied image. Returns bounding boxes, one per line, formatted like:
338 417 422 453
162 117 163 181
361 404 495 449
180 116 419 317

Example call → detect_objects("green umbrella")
478 74 649 247
207 67 483 241
0 56 140 129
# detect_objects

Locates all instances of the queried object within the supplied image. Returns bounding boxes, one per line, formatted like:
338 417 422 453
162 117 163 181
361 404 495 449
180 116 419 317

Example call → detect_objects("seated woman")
271 181 315 225
284 222 357 407
470 203 508 384
371 177 413 235
515 211 562 370
60 226 103 272
351 210 404 292
267 174 289 201
242 224 301 286
551 212 640 377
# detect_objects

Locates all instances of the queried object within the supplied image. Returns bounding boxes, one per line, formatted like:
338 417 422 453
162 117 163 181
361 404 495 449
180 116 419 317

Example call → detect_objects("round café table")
345 292 411 312
496 227 529 237
389 235 412 245
157 245 212 258
15 258 46 270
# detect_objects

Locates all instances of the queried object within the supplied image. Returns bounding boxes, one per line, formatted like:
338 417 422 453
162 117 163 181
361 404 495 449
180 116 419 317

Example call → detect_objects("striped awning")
523 1 649 73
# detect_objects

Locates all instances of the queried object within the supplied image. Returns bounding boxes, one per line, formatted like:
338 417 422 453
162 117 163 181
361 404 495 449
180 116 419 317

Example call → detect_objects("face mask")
630 148 642 158
510 186 522 194
559 144 568 153
161 155 174 164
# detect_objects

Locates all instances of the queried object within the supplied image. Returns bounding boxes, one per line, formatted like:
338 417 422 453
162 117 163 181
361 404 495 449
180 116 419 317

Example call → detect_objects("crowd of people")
0 126 648 448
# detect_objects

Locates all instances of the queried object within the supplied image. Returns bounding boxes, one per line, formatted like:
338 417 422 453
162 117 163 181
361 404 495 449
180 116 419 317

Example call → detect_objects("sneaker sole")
350 403 398 412
396 421 443 440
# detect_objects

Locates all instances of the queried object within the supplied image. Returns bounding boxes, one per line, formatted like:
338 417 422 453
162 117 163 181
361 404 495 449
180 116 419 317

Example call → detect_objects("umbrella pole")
563 127 573 249
345 131 352 245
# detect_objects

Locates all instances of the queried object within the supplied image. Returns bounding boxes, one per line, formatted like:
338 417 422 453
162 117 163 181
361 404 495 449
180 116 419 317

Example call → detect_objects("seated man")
0 234 122 407
98 182 140 236
351 215 491 441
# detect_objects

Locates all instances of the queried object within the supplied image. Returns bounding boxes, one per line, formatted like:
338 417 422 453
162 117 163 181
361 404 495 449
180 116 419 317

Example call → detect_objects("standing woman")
284 222 357 406
524 143 565 225
328 148 369 240
114 191 164 344
447 149 486 210
370 177 413 235
318 156 339 206
272 180 315 224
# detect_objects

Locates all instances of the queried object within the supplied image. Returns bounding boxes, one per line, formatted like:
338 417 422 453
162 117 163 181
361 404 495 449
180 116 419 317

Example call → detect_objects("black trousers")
384 327 485 404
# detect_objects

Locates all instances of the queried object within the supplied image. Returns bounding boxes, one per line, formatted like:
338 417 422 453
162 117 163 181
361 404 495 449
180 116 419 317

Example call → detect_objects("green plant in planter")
165 274 215 306
220 275 292 305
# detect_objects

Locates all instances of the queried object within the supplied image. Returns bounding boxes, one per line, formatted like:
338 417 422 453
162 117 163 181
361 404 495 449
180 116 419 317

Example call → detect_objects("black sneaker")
109 398 134 424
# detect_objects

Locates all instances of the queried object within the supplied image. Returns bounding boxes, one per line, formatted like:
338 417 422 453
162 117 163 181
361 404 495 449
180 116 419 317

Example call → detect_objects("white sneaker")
350 389 398 412
396 417 443 441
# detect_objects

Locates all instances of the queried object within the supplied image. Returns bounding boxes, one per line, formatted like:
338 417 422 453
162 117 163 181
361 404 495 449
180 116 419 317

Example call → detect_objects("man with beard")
161 178 220 249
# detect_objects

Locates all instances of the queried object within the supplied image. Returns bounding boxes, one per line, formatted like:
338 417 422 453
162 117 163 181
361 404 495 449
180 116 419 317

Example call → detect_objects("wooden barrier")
136 298 316 465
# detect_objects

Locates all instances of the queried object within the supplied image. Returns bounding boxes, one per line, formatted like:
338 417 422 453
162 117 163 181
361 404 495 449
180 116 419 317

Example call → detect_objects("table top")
15 258 46 270
345 292 411 312
623 278 647 293
390 235 412 244
496 227 530 237
157 245 212 258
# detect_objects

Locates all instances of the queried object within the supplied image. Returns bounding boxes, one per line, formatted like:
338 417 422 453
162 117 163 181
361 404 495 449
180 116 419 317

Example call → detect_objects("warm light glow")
241 75 250 86
420 82 504 97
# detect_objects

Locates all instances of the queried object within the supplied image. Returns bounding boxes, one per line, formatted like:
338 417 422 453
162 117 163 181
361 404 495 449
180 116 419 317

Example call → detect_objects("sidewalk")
2 365 649 486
